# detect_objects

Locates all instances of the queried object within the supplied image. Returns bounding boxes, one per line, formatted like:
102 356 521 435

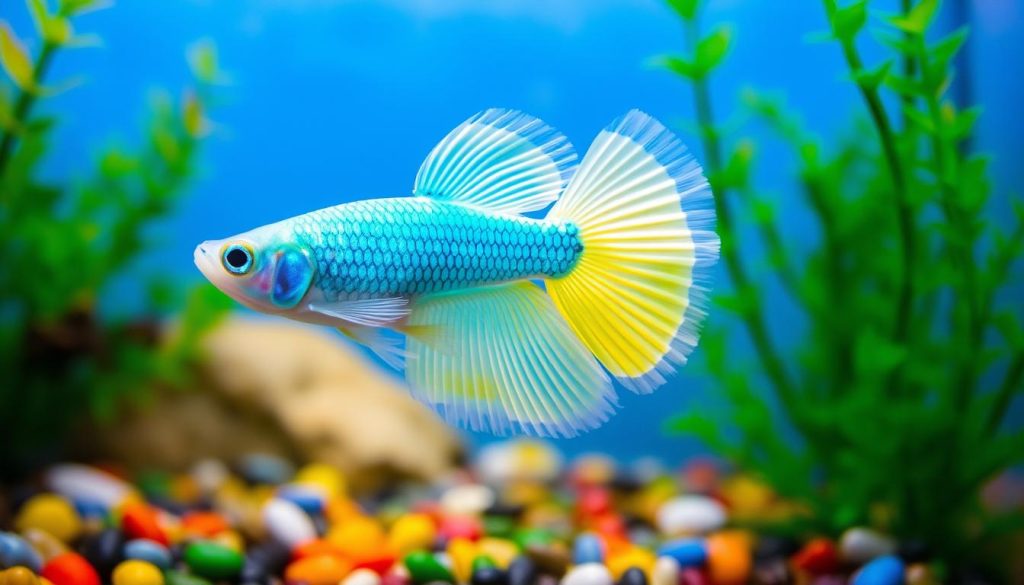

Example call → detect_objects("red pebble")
121 501 169 546
576 487 612 518
41 553 101 585
381 566 410 585
791 538 839 574
679 568 711 585
438 515 482 541
353 551 397 575
593 512 626 539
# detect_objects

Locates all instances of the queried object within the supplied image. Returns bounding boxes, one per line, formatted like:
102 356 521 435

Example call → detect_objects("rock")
655 497 726 536
839 528 896 566
74 319 462 491
560 564 612 585
851 555 905 585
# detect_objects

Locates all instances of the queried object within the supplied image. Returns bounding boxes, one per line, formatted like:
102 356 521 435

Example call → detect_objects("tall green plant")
0 0 231 468
658 0 1023 567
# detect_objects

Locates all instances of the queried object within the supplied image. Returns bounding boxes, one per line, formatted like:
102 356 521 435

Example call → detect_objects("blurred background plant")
657 0 1023 574
0 0 231 472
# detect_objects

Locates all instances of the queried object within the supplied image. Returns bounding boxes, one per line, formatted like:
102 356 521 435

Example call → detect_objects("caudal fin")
545 110 719 393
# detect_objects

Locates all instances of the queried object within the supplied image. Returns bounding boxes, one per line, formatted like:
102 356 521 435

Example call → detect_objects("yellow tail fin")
545 110 718 393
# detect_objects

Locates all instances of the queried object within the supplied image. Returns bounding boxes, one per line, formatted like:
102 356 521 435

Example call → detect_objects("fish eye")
222 244 254 275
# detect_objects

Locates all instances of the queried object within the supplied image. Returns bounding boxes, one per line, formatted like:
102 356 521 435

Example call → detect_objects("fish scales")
291 198 583 299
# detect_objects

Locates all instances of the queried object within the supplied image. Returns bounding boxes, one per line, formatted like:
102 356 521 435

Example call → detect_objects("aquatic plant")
0 0 231 469
657 0 1023 569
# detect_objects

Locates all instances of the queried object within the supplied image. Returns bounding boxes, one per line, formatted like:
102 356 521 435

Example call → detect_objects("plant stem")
0 42 57 177
685 19 797 405
833 29 915 380
986 351 1024 434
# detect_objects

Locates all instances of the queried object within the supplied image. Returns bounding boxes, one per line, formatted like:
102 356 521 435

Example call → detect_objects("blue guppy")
195 109 719 437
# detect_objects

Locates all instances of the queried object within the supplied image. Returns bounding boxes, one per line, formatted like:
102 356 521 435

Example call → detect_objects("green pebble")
183 541 243 580
164 571 212 585
472 556 497 572
513 528 553 549
403 551 454 584
483 516 515 538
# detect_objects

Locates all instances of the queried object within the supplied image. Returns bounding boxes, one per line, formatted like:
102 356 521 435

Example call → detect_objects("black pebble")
312 515 330 537
507 556 539 585
751 559 791 585
753 535 800 561
618 567 647 585
471 568 509 585
79 528 125 581
896 539 930 564
485 502 525 518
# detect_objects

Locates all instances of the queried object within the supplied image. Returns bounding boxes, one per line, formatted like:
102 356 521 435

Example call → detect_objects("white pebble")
839 527 896 565
342 569 382 585
46 464 132 509
561 563 612 585
441 483 495 516
656 495 727 536
477 440 563 484
262 497 316 549
191 459 229 494
651 556 681 585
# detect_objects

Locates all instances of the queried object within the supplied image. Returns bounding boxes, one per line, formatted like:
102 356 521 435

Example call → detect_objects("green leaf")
931 27 968 69
903 105 936 133
58 0 112 16
650 54 699 79
695 25 732 74
885 73 925 97
187 38 224 84
889 0 939 35
831 1 867 41
0 22 34 90
950 105 982 140
851 60 891 89
665 0 700 21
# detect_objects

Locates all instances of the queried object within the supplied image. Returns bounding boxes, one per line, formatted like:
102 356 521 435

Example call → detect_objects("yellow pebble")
15 494 82 543
476 538 519 569
388 514 437 557
295 463 347 498
213 529 246 553
0 567 40 585
447 538 477 584
607 546 656 581
112 561 164 585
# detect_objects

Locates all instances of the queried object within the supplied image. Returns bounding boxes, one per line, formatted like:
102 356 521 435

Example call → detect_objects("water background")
5 0 1022 464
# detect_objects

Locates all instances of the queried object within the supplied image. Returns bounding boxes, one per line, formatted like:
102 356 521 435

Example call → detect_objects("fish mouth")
194 241 219 280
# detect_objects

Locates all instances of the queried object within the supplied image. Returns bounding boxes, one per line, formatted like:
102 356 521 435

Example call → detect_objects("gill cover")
271 245 314 309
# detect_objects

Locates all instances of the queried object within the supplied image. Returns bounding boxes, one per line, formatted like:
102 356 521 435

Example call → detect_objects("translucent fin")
337 325 406 370
404 282 616 438
546 110 719 393
309 297 410 327
413 109 577 215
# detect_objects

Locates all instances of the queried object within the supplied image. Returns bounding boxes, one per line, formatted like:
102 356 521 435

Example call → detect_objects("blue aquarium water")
6 0 1022 461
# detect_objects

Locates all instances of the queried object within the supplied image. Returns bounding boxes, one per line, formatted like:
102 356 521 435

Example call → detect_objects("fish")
194 109 719 437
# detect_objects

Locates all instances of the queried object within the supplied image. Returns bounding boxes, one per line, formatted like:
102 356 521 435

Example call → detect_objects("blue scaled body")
293 197 582 299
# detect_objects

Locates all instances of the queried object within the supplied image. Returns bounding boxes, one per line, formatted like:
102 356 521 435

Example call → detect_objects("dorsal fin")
413 109 577 215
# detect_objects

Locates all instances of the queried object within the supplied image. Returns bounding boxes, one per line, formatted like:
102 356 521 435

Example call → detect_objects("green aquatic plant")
0 0 231 469
657 0 1023 568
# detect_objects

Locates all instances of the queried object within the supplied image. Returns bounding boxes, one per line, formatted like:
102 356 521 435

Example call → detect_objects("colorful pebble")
560 563 612 585
112 561 164 585
403 551 454 584
0 567 40 585
655 497 726 536
40 553 100 585
183 541 244 580
572 533 604 565
124 540 172 570
14 496 81 544
656 539 707 568
851 555 905 585
284 555 352 585
839 527 896 565
262 499 316 549
0 532 44 572
343 568 384 585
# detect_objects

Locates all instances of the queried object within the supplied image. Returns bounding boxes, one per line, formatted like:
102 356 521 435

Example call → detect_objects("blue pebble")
277 485 326 516
74 498 109 519
852 555 906 585
0 531 43 572
125 538 173 569
572 533 604 564
657 539 707 568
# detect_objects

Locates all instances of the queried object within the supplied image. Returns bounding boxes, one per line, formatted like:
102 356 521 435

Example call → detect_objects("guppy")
195 109 719 437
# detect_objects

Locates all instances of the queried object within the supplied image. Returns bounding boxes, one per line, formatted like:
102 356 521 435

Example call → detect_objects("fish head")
194 225 315 314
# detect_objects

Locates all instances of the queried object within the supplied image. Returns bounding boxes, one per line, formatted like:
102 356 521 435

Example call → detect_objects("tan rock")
77 318 462 490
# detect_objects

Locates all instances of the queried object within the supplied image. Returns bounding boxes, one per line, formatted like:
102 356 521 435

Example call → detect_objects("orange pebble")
606 546 655 580
706 531 752 585
182 512 229 538
293 539 346 561
284 555 351 585
121 503 168 546
328 516 386 559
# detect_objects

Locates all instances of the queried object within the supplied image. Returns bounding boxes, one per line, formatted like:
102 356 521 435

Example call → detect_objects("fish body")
196 109 719 437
